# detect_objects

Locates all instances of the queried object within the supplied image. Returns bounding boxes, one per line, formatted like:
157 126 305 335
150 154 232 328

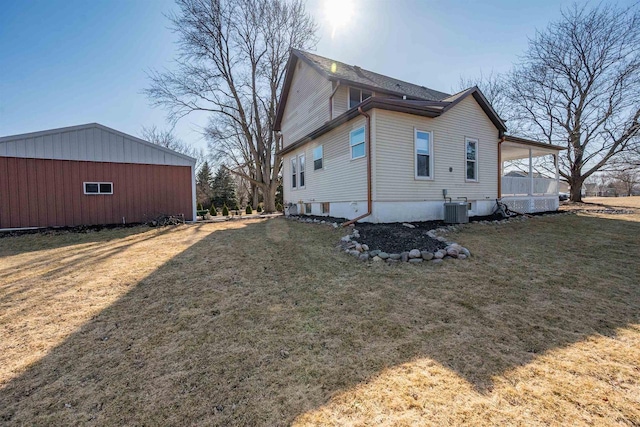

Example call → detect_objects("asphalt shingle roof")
295 50 451 101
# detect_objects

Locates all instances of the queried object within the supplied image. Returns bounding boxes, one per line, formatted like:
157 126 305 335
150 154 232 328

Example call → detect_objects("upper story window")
313 145 323 170
349 87 372 109
466 138 478 181
350 127 366 159
415 130 433 179
291 157 297 189
84 182 113 194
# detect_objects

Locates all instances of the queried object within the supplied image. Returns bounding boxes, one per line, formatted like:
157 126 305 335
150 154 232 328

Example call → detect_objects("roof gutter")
343 107 372 227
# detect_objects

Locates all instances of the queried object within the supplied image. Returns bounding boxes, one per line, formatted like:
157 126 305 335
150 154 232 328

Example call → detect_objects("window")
348 87 372 109
305 203 312 214
350 127 366 159
466 138 478 181
84 182 113 194
298 154 305 187
415 130 433 179
291 157 297 188
313 145 323 170
321 202 330 214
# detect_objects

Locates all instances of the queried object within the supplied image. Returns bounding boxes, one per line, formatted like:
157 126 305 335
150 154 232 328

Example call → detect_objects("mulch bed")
355 222 447 253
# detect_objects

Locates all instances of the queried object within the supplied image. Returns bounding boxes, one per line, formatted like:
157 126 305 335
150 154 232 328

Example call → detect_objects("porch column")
528 148 533 196
554 154 559 195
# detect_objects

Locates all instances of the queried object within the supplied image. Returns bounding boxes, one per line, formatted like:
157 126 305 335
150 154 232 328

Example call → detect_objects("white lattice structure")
500 136 564 214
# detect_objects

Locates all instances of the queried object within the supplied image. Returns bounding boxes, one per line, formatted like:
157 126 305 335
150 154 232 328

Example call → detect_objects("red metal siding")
0 157 193 228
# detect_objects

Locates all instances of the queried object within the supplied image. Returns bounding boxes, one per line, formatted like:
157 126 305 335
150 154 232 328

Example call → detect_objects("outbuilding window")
466 138 478 181
84 182 113 194
415 130 433 179
350 127 366 160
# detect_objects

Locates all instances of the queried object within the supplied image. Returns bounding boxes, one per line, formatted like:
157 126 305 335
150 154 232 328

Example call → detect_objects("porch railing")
501 176 558 196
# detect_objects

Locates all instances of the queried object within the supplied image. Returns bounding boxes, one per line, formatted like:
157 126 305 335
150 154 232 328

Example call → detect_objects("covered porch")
499 135 565 214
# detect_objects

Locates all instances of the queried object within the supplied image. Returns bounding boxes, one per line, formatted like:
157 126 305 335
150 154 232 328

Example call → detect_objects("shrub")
197 202 203 211
222 204 230 216
209 205 217 216
234 201 240 212
245 205 252 214
276 202 283 212
256 205 262 213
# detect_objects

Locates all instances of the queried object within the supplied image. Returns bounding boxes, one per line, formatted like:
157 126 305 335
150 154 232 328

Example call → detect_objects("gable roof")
0 123 197 166
278 91 508 156
274 49 506 135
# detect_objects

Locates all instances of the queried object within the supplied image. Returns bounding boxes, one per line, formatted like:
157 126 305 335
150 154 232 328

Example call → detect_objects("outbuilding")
0 123 196 229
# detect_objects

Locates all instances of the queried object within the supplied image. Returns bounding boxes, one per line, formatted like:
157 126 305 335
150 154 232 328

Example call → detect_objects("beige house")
275 50 564 223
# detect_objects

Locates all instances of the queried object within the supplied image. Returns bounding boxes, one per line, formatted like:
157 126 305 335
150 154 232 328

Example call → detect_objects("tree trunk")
262 184 277 213
251 184 259 209
569 177 584 202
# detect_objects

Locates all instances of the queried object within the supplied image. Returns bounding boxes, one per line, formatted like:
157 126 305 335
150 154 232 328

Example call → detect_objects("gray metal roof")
295 50 451 101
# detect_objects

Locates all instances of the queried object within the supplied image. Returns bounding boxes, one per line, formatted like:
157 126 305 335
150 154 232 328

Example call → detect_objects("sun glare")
324 0 355 39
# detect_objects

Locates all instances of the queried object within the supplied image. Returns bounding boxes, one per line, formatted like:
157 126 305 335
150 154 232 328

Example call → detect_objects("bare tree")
506 3 640 202
140 125 204 168
458 71 510 123
145 0 317 212
610 168 639 196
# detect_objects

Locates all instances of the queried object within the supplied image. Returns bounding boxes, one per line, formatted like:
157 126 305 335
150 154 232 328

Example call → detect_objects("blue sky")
1 0 631 150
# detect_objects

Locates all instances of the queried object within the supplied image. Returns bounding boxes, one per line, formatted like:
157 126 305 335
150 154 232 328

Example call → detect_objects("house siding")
374 96 500 202
331 85 350 118
283 116 368 207
281 60 333 148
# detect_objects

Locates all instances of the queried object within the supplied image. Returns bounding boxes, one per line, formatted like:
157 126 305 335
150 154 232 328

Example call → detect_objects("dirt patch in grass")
1 214 639 426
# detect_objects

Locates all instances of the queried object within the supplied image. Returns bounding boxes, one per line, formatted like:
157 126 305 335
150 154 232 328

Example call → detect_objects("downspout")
328 81 340 120
343 106 372 226
497 137 504 199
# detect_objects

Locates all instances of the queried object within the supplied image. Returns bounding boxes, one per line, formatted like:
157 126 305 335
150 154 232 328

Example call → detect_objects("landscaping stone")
332 222 338 228
421 251 434 260
432 258 443 264
401 252 409 262
409 249 421 258
446 248 459 258
361 244 369 252
349 250 360 257
359 254 370 261
402 223 415 228
340 235 351 242
460 247 471 257
372 256 383 262
370 250 381 257
378 252 390 260
355 243 363 252
386 259 399 263
458 254 467 260
408 258 423 264
389 253 402 260
434 250 445 259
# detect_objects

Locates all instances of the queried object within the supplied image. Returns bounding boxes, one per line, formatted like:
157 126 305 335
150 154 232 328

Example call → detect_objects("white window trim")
290 157 297 189
313 145 323 171
348 87 374 110
465 137 479 182
298 153 306 189
84 182 113 195
350 126 366 160
414 128 434 180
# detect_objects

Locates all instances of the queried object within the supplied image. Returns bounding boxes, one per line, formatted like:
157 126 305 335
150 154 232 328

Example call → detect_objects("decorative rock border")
338 226 470 265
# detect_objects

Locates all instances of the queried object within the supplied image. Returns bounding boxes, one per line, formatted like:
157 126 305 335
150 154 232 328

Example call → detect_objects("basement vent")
444 202 469 224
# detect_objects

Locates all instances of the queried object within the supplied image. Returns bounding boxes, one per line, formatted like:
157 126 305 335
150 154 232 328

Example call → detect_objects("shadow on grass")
0 215 639 425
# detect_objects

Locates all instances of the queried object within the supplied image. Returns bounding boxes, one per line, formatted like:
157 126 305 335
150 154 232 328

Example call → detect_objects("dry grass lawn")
1 203 639 426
